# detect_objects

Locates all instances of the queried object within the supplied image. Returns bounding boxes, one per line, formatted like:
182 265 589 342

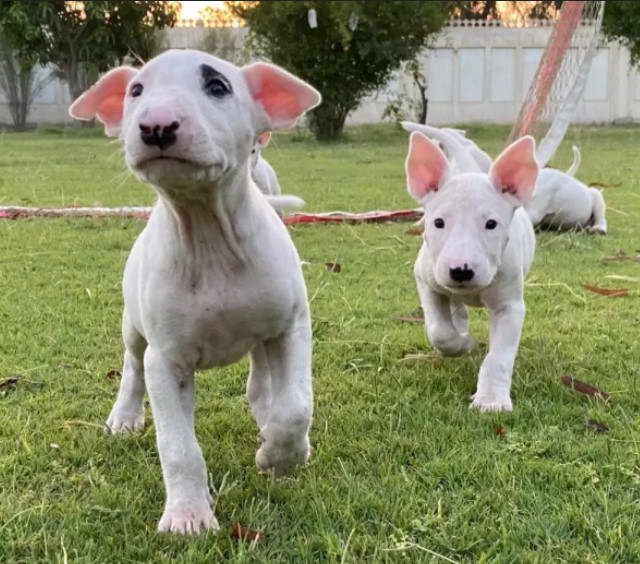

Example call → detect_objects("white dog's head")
69 49 320 195
405 131 538 294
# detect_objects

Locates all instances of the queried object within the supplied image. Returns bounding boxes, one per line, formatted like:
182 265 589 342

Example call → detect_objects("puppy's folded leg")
107 315 147 433
419 284 475 357
255 317 313 477
471 300 525 412
144 349 218 535
587 188 607 235
248 344 272 432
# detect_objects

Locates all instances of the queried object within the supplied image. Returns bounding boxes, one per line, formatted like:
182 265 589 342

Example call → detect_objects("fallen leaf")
585 419 609 433
561 375 610 400
325 262 342 273
405 227 423 236
582 284 628 298
588 181 622 188
601 250 640 263
230 523 263 542
105 370 121 380
495 425 507 438
0 376 19 390
392 306 424 323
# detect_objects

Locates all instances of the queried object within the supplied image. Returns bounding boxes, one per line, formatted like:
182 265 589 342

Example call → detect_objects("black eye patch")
200 64 233 98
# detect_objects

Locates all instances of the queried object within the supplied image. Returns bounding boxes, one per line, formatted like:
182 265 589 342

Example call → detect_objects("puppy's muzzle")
139 120 180 150
449 265 475 283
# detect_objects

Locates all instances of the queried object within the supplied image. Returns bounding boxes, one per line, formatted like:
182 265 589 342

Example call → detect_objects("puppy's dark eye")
205 77 231 98
434 218 445 229
200 64 233 99
485 219 498 230
130 83 143 97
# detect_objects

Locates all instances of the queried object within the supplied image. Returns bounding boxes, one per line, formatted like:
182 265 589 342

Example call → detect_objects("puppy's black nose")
139 120 180 150
449 265 474 282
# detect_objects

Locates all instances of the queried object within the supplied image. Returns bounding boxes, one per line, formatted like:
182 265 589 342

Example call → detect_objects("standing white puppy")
69 49 321 534
404 129 539 412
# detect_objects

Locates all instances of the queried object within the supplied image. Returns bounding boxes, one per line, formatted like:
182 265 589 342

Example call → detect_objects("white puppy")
251 131 281 196
524 159 607 234
404 128 539 412
69 49 321 534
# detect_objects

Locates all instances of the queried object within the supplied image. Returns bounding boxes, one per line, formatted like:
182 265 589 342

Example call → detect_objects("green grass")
1 123 640 562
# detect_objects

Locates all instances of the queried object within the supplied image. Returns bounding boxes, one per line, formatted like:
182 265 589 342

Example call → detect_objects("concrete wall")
2 21 639 127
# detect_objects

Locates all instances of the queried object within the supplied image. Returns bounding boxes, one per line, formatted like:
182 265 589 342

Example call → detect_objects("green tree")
602 1 640 66
230 1 448 140
447 1 563 21
0 0 177 101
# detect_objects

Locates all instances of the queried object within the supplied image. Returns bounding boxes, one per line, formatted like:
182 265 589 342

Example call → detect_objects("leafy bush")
231 1 448 140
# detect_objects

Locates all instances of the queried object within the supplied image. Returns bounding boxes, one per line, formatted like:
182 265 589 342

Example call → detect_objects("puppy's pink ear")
489 136 539 204
405 132 450 202
242 63 321 129
69 66 138 137
256 131 272 148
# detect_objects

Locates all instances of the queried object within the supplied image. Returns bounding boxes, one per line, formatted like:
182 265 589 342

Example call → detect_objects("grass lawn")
1 123 640 562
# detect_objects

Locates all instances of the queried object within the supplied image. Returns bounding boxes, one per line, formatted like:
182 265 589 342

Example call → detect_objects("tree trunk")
307 103 351 141
0 44 34 130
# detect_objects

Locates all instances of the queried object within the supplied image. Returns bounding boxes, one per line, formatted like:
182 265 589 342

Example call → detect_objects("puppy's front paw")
256 435 310 477
432 333 476 357
158 499 219 535
587 225 607 235
470 392 512 413
106 409 145 433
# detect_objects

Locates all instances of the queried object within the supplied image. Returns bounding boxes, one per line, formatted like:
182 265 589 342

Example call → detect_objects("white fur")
403 125 539 412
70 49 320 535
524 154 607 234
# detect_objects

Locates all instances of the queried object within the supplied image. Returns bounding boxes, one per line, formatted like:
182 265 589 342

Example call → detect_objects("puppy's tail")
265 195 306 211
565 145 581 177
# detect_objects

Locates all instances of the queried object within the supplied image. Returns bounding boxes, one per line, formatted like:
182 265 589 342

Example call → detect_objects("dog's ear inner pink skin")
256 131 272 148
405 131 450 202
242 63 321 129
69 66 138 137
489 136 539 204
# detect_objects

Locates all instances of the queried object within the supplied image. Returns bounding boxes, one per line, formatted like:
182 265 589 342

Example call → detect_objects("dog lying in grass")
403 122 605 234
403 126 539 412
70 49 320 534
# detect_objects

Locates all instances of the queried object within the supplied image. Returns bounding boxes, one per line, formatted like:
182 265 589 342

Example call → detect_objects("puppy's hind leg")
587 188 607 235
255 315 313 477
107 311 147 433
248 344 272 432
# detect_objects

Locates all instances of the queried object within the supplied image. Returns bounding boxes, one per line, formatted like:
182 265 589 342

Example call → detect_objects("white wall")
1 21 639 127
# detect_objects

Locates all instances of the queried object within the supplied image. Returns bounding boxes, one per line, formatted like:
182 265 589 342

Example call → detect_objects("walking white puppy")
404 129 539 412
69 49 320 534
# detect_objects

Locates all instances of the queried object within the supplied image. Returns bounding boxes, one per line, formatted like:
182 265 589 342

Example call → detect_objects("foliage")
448 1 563 21
602 1 640 67
230 1 448 140
0 1 177 101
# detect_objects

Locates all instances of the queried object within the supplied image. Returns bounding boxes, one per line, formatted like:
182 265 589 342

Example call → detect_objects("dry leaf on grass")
0 376 20 390
392 306 424 323
582 284 628 298
230 523 263 543
495 425 507 438
561 375 610 400
585 419 609 433
105 370 121 380
325 262 342 273
405 227 424 236
588 181 622 188
601 250 640 263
